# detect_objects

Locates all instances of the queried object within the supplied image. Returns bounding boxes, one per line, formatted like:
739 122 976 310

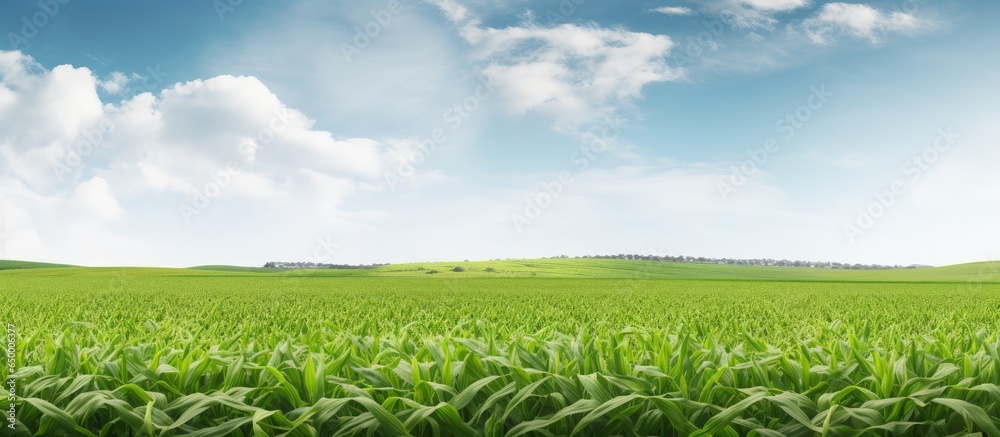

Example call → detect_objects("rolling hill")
2 257 997 283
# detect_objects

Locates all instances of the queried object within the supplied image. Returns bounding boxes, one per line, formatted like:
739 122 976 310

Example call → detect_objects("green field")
3 259 1000 435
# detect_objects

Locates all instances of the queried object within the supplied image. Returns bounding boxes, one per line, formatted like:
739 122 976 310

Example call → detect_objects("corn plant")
2 270 999 435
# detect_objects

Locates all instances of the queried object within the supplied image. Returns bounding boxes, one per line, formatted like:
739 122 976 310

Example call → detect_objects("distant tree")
261 261 389 270
453 266 466 272
572 254 900 271
426 270 440 274
484 267 496 272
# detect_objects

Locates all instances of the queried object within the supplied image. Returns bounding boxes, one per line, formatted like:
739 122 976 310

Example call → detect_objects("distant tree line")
264 256 915 271
548 254 915 270
263 262 389 269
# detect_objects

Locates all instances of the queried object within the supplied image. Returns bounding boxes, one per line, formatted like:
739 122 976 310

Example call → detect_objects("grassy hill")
188 265 287 273
328 258 1000 283
0 259 74 270
3 257 998 283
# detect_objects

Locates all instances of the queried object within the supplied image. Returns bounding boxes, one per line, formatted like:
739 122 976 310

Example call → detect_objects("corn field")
2 271 1000 435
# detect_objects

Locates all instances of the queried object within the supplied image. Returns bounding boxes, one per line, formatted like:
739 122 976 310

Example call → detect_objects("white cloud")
98 71 139 94
681 0 806 32
70 177 123 220
0 175 127 263
98 74 398 196
431 3 680 136
694 0 809 31
429 0 474 23
652 6 694 16
0 50 421 265
426 0 485 43
741 0 808 12
0 52 103 156
802 3 921 44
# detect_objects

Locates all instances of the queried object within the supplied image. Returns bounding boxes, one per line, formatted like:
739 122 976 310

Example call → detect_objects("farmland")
2 260 1000 435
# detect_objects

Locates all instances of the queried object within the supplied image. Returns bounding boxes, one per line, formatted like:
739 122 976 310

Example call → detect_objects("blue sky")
1 0 998 267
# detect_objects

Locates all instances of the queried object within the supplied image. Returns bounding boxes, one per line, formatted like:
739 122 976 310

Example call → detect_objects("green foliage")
2 267 1000 435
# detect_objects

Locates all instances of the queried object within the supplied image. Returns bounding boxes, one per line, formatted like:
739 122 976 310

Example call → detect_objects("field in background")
0 260 75 270
2 260 1000 435
7 257 998 282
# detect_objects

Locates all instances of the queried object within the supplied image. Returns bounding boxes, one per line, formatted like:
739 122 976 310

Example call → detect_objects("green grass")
0 260 74 270
360 258 1000 282
187 265 288 273
8 257 1000 283
2 261 1000 435
180 258 1000 283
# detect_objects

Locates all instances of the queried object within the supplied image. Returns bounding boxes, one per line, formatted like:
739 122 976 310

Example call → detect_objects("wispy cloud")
692 0 810 31
651 6 694 16
741 0 809 12
801 2 922 44
98 71 140 94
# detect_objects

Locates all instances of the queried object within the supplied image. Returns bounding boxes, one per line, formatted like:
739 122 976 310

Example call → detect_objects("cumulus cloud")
97 74 403 200
70 177 124 220
0 51 104 156
477 26 678 127
429 1 679 135
0 50 418 264
802 2 921 44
